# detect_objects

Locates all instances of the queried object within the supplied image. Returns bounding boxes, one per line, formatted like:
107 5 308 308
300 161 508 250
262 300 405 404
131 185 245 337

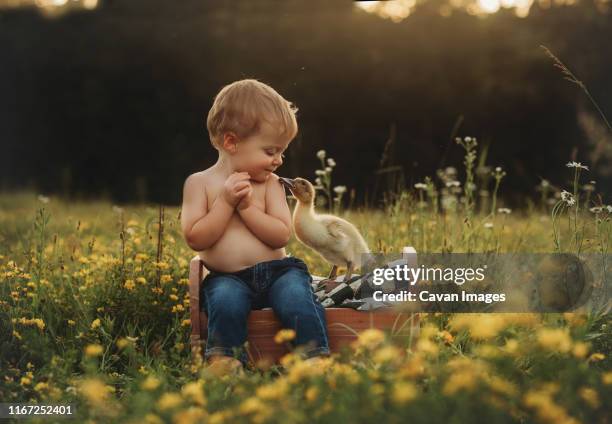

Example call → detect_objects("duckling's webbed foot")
318 265 340 293
327 265 338 280
342 261 354 283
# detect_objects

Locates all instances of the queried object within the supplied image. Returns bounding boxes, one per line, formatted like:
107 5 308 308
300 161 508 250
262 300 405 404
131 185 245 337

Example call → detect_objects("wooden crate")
189 247 420 364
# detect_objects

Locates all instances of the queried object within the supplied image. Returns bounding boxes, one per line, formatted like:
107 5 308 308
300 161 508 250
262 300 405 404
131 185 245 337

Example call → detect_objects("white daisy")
560 190 576 206
566 161 589 171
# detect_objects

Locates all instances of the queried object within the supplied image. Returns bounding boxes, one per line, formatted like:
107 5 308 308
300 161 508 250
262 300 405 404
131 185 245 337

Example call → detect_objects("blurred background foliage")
0 0 610 206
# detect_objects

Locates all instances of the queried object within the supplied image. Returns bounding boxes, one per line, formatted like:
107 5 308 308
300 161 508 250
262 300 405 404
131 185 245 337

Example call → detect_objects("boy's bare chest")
204 178 267 212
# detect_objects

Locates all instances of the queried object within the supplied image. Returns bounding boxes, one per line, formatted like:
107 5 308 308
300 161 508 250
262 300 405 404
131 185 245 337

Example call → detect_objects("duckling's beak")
278 177 295 190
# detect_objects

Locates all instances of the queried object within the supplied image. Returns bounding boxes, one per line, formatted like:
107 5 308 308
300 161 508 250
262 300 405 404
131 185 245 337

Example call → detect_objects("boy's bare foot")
303 355 329 366
205 356 245 377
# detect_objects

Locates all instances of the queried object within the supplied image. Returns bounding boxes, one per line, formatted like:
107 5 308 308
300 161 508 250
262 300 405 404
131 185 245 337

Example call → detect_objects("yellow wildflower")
523 389 580 424
572 342 589 359
279 353 298 368
239 397 265 415
116 338 130 350
181 381 206 406
136 277 147 284
588 353 605 362
287 360 315 384
20 377 31 386
353 328 385 350
305 386 318 402
172 407 207 424
79 378 110 407
172 304 185 313
34 382 49 392
398 356 424 378
392 382 418 404
124 279 135 290
181 319 191 327
438 330 454 344
443 370 477 395
156 393 183 411
486 375 518 397
67 320 76 326
578 387 600 408
154 261 170 270
144 414 163 424
602 372 612 385
84 344 104 357
563 313 586 327
90 318 101 330
420 323 438 339
536 328 571 353
208 411 233 424
274 329 296 344
475 344 501 359
373 345 402 364
503 339 519 355
141 376 161 391
416 339 439 356
256 379 288 401
169 294 179 301
160 274 173 284
17 317 45 330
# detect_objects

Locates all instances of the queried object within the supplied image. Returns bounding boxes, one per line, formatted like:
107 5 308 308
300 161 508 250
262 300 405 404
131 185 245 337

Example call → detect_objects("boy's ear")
222 132 239 154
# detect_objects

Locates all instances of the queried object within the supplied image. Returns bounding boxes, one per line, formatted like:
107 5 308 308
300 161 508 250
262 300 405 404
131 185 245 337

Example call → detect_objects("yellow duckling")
279 177 370 286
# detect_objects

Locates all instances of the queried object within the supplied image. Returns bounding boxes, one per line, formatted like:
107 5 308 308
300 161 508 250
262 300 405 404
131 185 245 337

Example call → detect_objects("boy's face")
224 121 291 183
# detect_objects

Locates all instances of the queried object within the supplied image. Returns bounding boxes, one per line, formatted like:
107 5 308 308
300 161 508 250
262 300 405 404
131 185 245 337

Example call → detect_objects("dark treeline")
1 0 611 207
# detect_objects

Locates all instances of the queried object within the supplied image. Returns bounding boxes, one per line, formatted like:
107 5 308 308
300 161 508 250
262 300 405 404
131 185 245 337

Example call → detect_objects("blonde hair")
206 79 299 149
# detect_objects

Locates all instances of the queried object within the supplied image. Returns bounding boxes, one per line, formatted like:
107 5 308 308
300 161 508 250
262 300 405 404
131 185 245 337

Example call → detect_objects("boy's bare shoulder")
183 168 216 188
266 172 281 185
265 172 287 199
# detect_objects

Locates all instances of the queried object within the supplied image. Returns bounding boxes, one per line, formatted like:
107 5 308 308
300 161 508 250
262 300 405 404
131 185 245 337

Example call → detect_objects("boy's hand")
236 185 253 211
223 172 251 207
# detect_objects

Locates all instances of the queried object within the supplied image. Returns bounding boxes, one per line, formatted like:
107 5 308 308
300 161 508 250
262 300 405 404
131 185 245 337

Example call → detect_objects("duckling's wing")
324 219 348 240
319 218 351 252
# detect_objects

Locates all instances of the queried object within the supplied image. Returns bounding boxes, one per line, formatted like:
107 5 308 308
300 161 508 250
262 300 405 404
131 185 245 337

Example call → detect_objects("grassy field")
1 148 610 423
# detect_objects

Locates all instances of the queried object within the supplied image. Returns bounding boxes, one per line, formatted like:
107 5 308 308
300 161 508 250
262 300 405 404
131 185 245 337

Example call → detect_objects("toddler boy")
181 79 330 371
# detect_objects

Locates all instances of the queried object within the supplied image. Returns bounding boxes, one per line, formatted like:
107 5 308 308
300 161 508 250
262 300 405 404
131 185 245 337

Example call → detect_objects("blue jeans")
200 256 330 366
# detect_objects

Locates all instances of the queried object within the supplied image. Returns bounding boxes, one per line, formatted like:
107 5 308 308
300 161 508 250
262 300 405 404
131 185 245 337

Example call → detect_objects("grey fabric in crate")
311 255 415 310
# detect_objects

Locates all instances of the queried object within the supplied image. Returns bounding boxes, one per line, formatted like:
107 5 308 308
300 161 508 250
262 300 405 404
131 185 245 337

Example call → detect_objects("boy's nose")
273 155 283 166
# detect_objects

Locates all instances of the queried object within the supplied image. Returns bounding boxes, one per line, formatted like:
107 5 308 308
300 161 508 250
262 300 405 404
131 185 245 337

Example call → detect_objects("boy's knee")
204 277 250 317
206 277 247 302
275 269 312 291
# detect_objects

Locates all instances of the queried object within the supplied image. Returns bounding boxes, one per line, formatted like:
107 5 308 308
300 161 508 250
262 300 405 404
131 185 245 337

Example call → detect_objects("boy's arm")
180 173 234 251
237 174 292 249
